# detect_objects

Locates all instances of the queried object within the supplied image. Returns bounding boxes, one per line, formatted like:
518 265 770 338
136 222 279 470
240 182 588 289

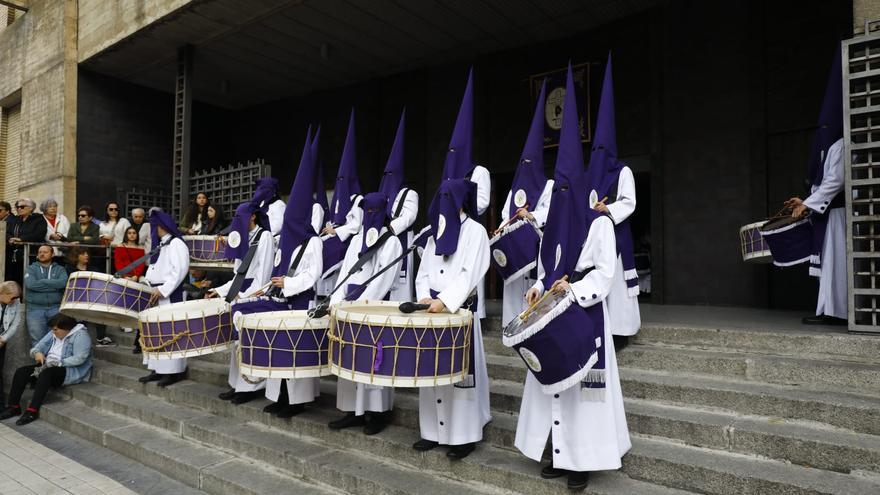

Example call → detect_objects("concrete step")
80 359 693 495
36 399 339 495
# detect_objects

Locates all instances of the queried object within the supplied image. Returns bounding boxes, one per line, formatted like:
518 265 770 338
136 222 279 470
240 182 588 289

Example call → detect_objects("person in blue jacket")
0 313 92 426
23 244 68 346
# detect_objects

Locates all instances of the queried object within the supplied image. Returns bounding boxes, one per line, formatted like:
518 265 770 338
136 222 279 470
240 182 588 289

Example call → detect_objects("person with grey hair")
129 207 151 248
5 198 47 285
40 198 70 256
0 281 23 407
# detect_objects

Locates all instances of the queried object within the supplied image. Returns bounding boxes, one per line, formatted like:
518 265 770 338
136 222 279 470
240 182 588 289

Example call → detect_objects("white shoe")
123 327 134 333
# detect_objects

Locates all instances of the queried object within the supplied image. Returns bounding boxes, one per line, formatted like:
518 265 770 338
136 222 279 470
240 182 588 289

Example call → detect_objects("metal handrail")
15 241 114 300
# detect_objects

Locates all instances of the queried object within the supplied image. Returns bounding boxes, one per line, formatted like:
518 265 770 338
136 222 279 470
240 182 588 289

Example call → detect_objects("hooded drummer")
515 64 630 491
207 200 275 404
327 192 403 435
309 128 329 235
412 178 491 460
138 210 190 387
253 177 286 236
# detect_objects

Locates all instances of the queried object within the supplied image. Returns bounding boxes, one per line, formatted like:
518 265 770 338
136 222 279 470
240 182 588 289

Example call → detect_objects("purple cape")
428 179 478 256
359 192 390 254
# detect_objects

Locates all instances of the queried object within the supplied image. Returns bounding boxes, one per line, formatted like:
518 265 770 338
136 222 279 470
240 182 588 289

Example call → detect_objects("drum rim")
327 362 466 388
182 234 227 240
739 220 768 232
502 290 573 347
143 341 234 360
66 270 154 291
238 362 331 379
139 298 231 320
760 217 810 234
331 300 472 326
236 310 330 329
489 218 542 246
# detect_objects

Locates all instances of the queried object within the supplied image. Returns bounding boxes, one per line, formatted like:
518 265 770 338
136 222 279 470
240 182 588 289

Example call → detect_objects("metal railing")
13 241 113 300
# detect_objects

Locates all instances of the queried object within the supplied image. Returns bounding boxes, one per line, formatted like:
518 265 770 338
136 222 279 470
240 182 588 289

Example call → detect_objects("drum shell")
760 218 813 267
61 271 154 328
328 300 473 387
739 221 772 263
139 299 234 359
489 220 541 282
184 235 233 269
236 311 331 379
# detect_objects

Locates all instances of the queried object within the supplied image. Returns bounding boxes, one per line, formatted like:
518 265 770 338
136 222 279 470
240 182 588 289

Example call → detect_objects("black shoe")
0 406 21 420
446 443 475 460
613 335 629 351
541 464 567 479
138 372 160 383
218 388 236 400
412 439 439 451
132 346 142 355
15 410 38 426
328 412 366 430
157 373 184 388
363 411 389 435
802 315 847 326
263 401 284 414
567 471 589 491
276 404 305 418
230 391 259 405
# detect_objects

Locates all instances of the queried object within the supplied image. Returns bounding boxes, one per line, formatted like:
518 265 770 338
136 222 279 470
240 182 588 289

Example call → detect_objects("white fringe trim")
624 268 638 280
539 351 599 395
772 256 810 268
809 255 821 265
502 294 573 347
501 261 538 284
627 286 640 297
761 218 810 235
809 267 821 277
490 218 542 244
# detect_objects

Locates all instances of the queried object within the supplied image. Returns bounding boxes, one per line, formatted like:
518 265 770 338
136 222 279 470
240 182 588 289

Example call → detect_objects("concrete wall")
853 0 880 34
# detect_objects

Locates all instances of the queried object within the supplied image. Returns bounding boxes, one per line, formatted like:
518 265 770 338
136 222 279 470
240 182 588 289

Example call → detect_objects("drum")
321 234 348 278
235 311 331 379
503 289 604 395
760 216 813 267
490 220 542 282
329 300 473 387
61 271 154 328
739 221 772 263
184 235 233 269
139 299 234 359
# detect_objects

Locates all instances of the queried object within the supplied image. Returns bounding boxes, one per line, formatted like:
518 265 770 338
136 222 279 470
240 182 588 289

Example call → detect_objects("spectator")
67 206 100 244
114 227 146 335
0 313 92 426
129 208 151 248
0 201 11 222
181 192 209 235
24 245 67 347
99 201 130 247
200 204 226 235
0 281 23 407
65 248 113 347
5 199 47 285
41 198 71 257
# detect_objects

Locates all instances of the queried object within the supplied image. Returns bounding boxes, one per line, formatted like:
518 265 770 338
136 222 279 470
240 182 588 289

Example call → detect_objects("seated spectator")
129 208 151 248
67 206 100 244
181 192 209 235
5 198 47 285
0 281 23 407
24 245 67 347
200 204 225 235
65 247 113 347
0 313 92 426
0 201 11 222
114 227 146 279
99 201 130 247
41 198 70 257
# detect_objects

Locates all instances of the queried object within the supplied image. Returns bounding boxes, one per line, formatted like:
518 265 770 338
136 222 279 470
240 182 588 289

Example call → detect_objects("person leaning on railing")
5 199 47 285
67 206 101 244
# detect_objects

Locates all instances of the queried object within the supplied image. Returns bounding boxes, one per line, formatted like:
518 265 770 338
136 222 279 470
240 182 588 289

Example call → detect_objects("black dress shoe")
230 391 260 404
218 388 236 400
132 346 142 355
138 372 160 383
157 373 184 388
363 411 389 435
15 410 38 426
567 471 589 491
446 443 475 459
328 412 366 430
0 406 21 420
275 404 305 418
802 315 847 325
263 401 284 414
541 464 567 479
412 438 439 451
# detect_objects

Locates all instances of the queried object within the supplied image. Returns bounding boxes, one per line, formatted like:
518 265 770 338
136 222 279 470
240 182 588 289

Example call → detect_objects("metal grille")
171 46 193 220
844 20 880 333
1 104 22 202
188 159 272 219
124 187 172 218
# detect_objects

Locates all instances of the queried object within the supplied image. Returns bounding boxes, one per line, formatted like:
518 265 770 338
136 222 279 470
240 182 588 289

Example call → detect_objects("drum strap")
225 231 264 303
114 239 168 278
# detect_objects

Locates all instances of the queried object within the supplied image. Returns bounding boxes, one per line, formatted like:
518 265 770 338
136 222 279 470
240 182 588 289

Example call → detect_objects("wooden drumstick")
519 275 569 321
493 203 530 236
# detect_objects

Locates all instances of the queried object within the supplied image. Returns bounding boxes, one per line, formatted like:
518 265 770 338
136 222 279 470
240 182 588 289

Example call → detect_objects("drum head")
503 289 570 344
761 215 805 232
60 307 139 328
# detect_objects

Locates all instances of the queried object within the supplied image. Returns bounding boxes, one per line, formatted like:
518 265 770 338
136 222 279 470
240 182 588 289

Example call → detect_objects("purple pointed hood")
225 201 270 262
359 192 390 254
809 43 843 187
253 177 279 209
540 63 590 288
441 69 475 179
508 79 548 218
330 110 361 225
149 210 183 263
378 109 406 216
585 53 622 202
428 178 478 256
311 126 330 216
272 127 318 277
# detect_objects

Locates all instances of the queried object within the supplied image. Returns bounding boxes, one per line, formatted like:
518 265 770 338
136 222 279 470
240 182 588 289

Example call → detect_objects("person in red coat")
113 227 146 279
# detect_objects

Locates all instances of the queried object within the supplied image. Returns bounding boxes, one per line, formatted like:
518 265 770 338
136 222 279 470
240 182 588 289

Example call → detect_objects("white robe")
416 214 491 445
498 180 554 327
143 234 190 374
388 188 419 302
214 227 275 392
311 203 324 235
803 138 846 319
514 215 631 472
318 194 363 296
470 165 491 319
267 199 286 236
265 236 323 404
330 226 403 415
603 166 641 336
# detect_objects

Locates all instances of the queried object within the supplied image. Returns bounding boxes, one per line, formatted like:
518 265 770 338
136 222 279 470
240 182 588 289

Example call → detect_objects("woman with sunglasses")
4 199 47 285
0 281 23 408
66 206 101 244
99 201 131 247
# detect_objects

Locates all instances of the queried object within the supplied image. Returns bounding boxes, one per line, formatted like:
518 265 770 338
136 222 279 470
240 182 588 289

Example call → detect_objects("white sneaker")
123 327 134 333
96 337 115 347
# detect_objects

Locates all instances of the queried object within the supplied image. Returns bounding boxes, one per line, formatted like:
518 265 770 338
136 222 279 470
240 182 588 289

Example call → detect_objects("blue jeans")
26 306 59 347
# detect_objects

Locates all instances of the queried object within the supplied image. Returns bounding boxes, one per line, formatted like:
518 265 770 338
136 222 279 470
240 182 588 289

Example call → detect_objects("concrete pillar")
853 0 880 35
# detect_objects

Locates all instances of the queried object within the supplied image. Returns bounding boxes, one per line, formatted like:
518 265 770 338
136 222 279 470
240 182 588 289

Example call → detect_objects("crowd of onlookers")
0 192 228 425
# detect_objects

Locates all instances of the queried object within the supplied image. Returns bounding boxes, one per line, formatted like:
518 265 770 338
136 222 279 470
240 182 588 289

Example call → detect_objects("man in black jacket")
5 199 47 285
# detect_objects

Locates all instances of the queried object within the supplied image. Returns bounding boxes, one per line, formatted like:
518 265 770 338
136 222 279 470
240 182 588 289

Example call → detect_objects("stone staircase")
31 305 880 495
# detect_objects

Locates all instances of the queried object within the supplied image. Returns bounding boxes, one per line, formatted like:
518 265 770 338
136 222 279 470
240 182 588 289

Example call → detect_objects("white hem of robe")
816 208 846 320
335 379 394 415
265 377 320 404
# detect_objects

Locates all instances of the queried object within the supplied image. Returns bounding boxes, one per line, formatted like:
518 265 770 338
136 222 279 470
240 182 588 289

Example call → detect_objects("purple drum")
760 216 813 267
321 234 348 278
183 235 233 269
139 299 235 359
489 220 542 282
503 289 604 395
61 271 154 328
235 310 331 379
329 300 473 387
739 221 772 263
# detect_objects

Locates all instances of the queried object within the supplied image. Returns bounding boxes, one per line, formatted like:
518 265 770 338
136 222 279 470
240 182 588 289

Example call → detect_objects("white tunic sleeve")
531 180 554 228
470 166 491 216
569 216 617 308
804 138 844 214
358 237 403 301
239 230 275 298
282 236 323 297
415 238 434 302
436 223 490 312
389 189 419 235
605 167 636 225
311 203 324 235
334 195 364 242
498 191 513 229
156 237 190 298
